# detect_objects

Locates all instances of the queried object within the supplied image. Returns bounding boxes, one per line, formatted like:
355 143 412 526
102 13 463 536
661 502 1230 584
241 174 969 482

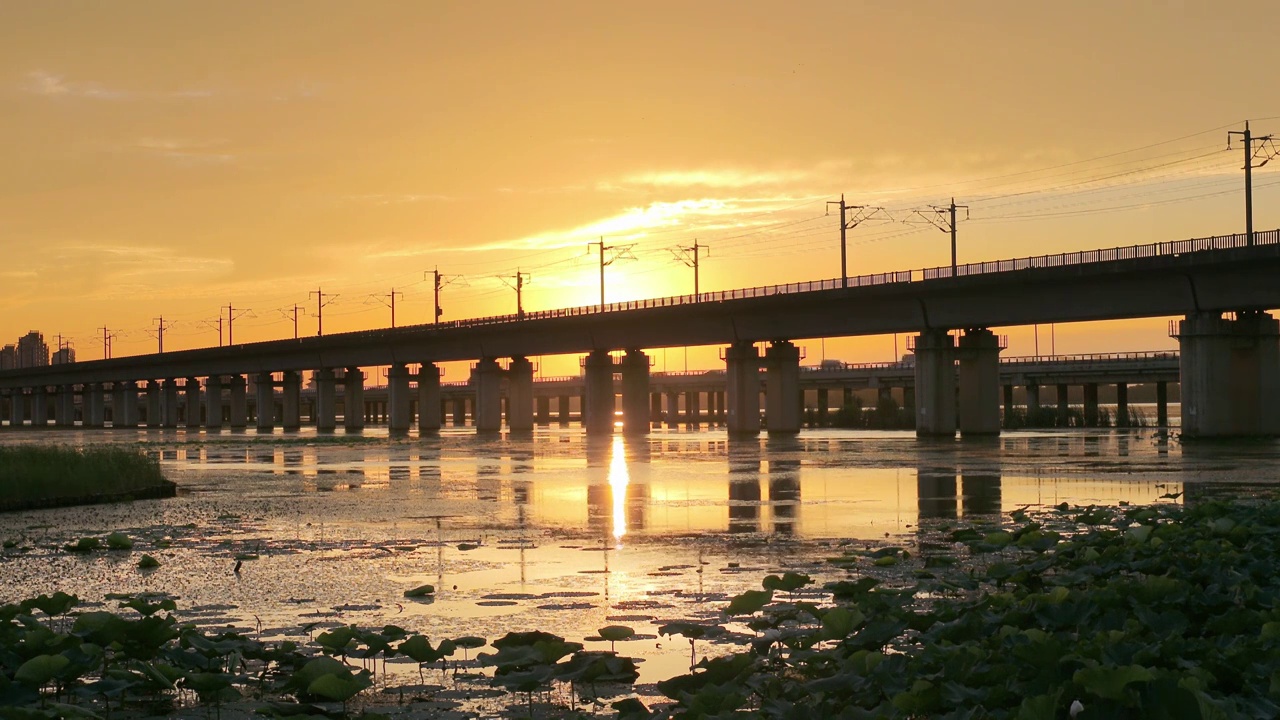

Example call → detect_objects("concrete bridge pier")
32 387 47 427
957 328 1002 437
228 375 247 429
507 356 535 433
387 364 412 433
537 396 551 425
255 373 275 432
344 368 364 432
1026 384 1041 418
913 330 956 436
584 350 615 435
56 385 76 427
557 396 570 426
417 363 441 433
115 381 138 428
8 391 22 427
685 391 700 427
1056 384 1069 427
147 381 162 428
1083 383 1099 427
473 358 503 432
452 397 467 427
162 380 179 428
665 390 680 428
281 371 301 430
1156 381 1169 427
765 340 801 434
1176 311 1280 437
1002 385 1015 427
86 384 107 427
621 349 650 435
725 341 761 435
205 376 223 430
184 378 201 429
314 368 336 432
1115 383 1129 427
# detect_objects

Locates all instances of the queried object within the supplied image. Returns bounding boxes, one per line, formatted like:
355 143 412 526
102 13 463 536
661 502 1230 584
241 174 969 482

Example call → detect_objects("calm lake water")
2 426 1278 705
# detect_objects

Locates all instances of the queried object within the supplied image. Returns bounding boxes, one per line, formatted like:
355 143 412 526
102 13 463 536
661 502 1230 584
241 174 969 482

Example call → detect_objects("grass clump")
0 445 173 511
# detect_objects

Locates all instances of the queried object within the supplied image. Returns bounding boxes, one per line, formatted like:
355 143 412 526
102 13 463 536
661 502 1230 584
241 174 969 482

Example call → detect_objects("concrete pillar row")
386 364 412 433
1115 383 1129 428
228 375 247 429
452 397 467 427
8 391 22 427
1026 384 1041 417
913 330 956 437
473 358 504 432
1156 381 1169 428
537 396 552 425
255 373 275 432
1056 384 1070 427
665 390 680 429
583 350 615 435
620 349 650 435
280 371 300 431
1173 311 1280 438
417 363 442 433
685 390 700 427
507 356 535 433
557 395 570 426
314 368 336 432
147 380 162 428
724 341 760 435
764 341 801 434
344 368 364 432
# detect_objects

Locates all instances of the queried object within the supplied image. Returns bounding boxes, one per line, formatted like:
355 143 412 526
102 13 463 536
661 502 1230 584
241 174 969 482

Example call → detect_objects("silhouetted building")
16 331 48 368
0 345 15 370
52 346 75 365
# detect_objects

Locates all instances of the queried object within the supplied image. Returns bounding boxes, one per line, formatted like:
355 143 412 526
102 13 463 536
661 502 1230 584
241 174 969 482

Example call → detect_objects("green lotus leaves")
725 589 773 616
105 532 133 550
14 654 71 686
136 554 160 569
403 583 435 598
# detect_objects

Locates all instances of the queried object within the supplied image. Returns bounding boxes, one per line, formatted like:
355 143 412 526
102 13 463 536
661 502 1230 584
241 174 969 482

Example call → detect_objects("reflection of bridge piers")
585 436 650 540
916 450 1003 521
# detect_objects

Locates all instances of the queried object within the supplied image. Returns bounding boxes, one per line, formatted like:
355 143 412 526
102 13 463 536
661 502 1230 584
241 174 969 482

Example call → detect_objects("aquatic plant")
0 445 172 510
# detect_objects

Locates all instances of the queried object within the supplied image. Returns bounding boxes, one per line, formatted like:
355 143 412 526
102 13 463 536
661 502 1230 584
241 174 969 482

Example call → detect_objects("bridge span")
1 230 1276 438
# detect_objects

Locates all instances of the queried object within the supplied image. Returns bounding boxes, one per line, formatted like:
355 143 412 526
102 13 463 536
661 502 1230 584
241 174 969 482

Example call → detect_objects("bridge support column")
386 364 411 433
1026 384 1040 421
32 387 48 427
255 373 274 432
314 369 336 432
650 392 662 424
1115 383 1129 428
536 396 551 425
116 382 138 428
205 376 223 430
344 368 364 432
228 375 247 429
912 330 956 437
685 391 700 427
621 349 650 435
9 391 22 427
147 381 161 428
282 372 301 430
957 328 1002 437
817 388 829 427
56 386 75 427
1176 311 1280 437
473 358 503 432
452 397 466 426
1002 385 1014 428
417 364 441 433
162 380 179 428
666 391 680 428
1083 383 1099 427
1056 384 1069 427
183 379 201 429
764 341 801 434
85 384 106 428
507 356 535 433
1156 381 1169 427
583 350 615 435
557 396 570 425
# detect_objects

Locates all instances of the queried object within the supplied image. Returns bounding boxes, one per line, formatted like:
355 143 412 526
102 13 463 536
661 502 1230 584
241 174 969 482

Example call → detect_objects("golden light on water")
609 435 629 542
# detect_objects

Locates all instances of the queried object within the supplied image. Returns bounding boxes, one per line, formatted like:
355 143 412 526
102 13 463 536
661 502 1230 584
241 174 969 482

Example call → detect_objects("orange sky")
4 1 1280 378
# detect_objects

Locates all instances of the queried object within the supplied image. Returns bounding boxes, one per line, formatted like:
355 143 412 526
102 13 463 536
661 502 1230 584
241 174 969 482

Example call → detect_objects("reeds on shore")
0 445 172 510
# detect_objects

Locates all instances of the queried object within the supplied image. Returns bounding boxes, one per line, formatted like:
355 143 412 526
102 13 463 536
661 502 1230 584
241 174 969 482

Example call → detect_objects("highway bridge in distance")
0 230 1276 438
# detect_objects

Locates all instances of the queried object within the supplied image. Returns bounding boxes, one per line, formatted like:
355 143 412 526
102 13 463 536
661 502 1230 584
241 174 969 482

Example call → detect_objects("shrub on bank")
0 445 172 510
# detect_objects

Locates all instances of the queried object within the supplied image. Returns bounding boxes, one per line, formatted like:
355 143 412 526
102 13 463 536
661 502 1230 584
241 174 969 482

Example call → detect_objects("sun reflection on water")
609 435 629 543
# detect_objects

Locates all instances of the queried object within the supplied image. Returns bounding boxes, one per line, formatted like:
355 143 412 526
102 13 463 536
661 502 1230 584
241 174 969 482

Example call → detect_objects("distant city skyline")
4 1 1280 379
